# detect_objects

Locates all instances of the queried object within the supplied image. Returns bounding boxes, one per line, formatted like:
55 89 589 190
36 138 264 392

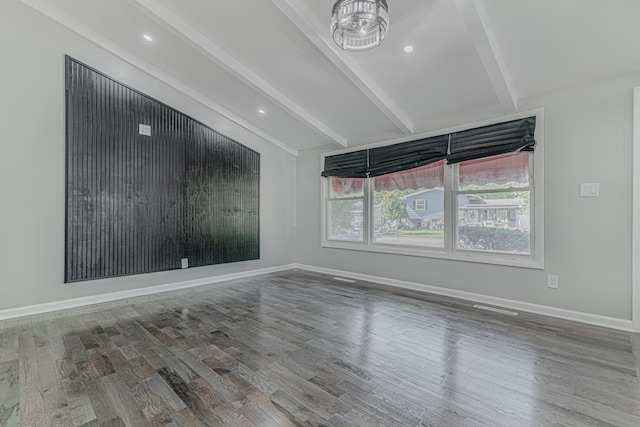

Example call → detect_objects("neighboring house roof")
401 188 443 199
460 197 524 209
483 197 524 206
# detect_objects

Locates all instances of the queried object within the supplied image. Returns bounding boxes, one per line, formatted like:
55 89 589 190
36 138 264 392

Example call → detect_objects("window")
326 177 364 242
321 114 543 268
374 161 444 248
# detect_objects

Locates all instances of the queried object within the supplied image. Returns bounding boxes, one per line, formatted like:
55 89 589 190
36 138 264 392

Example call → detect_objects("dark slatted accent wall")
184 123 260 267
65 57 259 282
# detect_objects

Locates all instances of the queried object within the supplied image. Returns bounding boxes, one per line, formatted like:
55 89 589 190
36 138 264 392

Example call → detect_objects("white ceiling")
20 0 640 155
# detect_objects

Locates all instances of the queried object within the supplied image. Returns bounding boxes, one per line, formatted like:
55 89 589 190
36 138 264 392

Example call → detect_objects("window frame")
413 199 427 211
325 179 365 243
320 110 545 269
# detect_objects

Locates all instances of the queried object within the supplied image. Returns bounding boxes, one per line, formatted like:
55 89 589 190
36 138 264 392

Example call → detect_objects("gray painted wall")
2 0 638 323
297 72 640 320
0 1 296 310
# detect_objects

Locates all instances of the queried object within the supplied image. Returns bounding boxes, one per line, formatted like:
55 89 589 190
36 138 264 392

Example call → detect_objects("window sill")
321 240 544 270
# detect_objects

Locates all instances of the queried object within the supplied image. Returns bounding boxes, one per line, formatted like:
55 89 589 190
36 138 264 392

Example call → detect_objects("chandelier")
330 0 389 52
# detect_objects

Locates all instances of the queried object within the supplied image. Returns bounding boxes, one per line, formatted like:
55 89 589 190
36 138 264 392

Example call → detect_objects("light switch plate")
139 124 151 136
580 183 599 197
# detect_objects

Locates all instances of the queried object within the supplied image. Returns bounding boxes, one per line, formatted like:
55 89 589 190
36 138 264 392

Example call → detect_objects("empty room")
2 0 640 425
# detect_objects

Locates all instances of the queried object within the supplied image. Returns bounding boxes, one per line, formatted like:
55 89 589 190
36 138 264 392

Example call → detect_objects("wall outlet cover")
181 258 188 269
139 124 151 136
580 183 599 197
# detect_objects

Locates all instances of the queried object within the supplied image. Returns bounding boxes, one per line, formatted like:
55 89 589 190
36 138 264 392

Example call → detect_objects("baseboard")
295 264 635 332
0 264 296 321
3 263 633 332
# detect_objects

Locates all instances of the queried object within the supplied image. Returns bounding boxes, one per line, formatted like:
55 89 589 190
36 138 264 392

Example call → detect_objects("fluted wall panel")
65 57 259 282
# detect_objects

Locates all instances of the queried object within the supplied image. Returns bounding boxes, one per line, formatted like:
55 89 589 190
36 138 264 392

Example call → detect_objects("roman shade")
321 116 536 178
321 149 368 178
368 135 449 177
447 117 536 164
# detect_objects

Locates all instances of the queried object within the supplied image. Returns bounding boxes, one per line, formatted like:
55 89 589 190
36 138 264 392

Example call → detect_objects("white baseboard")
0 264 296 321
3 263 633 332
295 264 635 332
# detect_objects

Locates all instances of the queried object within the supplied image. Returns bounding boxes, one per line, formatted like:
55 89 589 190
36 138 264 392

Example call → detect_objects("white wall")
0 0 297 311
297 71 640 321
2 0 638 323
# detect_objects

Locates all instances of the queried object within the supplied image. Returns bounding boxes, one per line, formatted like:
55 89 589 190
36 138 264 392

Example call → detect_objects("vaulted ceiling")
19 0 640 156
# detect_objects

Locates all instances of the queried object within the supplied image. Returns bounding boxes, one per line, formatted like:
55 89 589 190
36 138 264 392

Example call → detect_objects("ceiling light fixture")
257 108 266 115
404 45 414 53
331 0 389 52
143 34 153 42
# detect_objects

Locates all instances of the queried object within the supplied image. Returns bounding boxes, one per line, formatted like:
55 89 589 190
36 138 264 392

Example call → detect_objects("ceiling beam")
19 0 299 157
270 0 414 136
129 0 347 148
454 0 518 111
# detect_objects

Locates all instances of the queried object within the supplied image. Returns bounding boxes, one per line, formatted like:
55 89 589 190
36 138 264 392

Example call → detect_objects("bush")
458 226 529 252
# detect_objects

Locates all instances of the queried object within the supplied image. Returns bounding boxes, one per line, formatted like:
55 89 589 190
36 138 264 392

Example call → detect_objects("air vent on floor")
333 277 356 283
473 304 518 316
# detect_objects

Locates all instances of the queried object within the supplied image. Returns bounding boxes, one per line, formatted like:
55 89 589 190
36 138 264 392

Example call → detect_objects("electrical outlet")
547 274 559 289
181 258 188 269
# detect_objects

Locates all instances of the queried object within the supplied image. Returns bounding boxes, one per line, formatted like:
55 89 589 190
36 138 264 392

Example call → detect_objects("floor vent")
333 277 356 283
473 304 518 316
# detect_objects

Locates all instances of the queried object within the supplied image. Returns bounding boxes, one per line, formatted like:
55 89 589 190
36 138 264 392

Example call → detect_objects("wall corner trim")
0 264 296 321
295 264 635 332
632 85 640 333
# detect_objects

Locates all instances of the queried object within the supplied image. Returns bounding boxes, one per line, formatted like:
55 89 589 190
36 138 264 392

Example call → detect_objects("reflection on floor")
1 269 639 426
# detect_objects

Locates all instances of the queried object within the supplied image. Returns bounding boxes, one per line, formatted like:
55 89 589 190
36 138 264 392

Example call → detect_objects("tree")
330 200 357 234
380 191 407 224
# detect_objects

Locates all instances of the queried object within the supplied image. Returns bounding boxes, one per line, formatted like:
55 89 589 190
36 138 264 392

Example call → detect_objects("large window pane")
373 161 445 248
457 191 530 254
328 199 363 241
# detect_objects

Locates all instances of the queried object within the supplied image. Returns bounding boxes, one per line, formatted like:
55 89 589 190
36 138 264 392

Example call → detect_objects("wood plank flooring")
2 269 640 426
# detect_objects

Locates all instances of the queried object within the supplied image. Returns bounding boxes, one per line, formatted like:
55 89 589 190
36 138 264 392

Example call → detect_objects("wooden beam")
130 0 347 147
270 0 414 135
454 0 518 111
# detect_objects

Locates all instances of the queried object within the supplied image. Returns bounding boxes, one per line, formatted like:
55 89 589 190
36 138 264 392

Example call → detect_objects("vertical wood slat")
65 57 259 282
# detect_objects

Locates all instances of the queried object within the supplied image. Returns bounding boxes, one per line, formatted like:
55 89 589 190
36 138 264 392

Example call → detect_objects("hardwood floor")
2 269 640 426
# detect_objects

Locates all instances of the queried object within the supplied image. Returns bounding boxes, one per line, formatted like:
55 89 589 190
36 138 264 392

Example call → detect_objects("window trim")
320 109 545 270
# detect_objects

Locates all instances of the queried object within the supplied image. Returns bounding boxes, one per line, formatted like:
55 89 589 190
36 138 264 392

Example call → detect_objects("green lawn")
397 230 444 238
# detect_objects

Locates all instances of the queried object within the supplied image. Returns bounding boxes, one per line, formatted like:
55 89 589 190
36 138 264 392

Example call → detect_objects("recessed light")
143 34 153 42
404 45 414 53
257 108 266 115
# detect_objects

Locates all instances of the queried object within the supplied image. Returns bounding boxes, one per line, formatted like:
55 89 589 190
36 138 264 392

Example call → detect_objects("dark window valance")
321 150 368 178
368 135 449 177
321 116 536 178
447 117 536 164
